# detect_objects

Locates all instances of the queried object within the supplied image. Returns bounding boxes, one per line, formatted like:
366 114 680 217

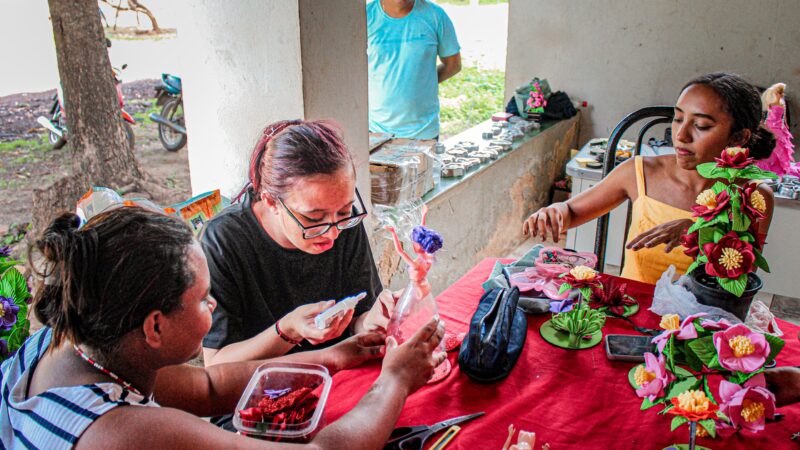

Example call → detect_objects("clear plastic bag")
651 265 742 323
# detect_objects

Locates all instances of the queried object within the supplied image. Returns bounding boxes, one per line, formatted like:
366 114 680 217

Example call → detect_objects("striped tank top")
1 328 158 449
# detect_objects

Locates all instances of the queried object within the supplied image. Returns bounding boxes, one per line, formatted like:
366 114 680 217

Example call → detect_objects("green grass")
439 65 505 138
0 135 51 154
131 99 160 126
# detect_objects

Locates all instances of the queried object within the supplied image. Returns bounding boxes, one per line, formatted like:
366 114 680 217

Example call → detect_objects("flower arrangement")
526 81 547 115
544 266 607 349
683 147 777 297
631 312 783 444
0 246 32 362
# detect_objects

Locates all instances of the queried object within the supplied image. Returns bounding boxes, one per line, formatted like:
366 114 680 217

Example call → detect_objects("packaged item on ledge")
76 186 229 235
370 138 437 206
234 362 332 442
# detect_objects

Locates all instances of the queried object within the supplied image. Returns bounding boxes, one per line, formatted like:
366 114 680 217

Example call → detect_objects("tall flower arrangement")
0 247 32 362
683 147 777 297
631 313 783 443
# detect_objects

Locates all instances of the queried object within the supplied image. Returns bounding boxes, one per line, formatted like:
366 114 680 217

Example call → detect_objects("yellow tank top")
620 156 695 284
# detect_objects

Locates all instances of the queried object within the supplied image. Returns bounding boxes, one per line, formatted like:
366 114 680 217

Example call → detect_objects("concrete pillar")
299 0 370 199
178 0 370 200
177 0 304 197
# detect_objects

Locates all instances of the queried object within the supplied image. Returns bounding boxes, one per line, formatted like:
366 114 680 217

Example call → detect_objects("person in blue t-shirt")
367 0 462 140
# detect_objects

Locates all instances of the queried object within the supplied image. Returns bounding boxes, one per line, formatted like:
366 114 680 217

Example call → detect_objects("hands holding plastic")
382 317 446 393
357 289 400 333
522 202 570 242
281 300 354 345
626 218 693 253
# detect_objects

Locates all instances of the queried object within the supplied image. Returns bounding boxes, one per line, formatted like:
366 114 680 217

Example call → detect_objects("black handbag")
457 287 527 383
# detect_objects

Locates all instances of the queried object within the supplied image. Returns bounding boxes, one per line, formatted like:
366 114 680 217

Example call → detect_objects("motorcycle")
37 64 135 150
149 73 186 152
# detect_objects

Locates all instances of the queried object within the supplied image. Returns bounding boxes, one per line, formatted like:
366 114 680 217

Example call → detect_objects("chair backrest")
593 106 675 272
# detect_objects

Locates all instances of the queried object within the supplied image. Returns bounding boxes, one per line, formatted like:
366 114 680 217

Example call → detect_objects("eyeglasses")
278 188 368 239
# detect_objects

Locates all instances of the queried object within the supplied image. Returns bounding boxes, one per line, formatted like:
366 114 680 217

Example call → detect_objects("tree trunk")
34 0 144 232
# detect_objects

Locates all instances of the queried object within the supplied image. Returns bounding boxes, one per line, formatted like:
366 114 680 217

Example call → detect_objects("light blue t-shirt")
367 0 460 139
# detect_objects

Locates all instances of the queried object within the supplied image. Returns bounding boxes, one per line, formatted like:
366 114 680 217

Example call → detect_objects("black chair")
593 106 675 272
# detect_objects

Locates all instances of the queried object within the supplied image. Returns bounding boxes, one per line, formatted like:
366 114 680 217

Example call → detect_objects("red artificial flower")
702 232 755 279
691 189 730 221
561 265 600 289
740 184 767 221
681 231 700 258
714 147 754 169
590 280 636 315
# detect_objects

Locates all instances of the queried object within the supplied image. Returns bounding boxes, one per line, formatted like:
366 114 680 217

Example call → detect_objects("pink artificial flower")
634 352 675 402
719 373 776 432
713 324 770 373
652 313 707 352
700 317 734 331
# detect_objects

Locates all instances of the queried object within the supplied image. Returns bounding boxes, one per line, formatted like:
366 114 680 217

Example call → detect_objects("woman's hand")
355 290 398 334
626 218 694 252
281 300 354 345
522 202 570 242
381 317 446 394
765 366 800 407
323 331 386 373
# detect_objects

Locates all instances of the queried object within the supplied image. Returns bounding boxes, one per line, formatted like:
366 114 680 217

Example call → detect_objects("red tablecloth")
324 258 800 449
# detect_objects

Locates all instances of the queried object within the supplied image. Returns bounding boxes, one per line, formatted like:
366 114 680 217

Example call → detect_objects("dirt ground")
0 79 192 253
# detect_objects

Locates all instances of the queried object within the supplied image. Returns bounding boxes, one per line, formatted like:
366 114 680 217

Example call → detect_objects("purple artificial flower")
549 298 575 313
411 226 443 254
714 324 770 373
718 373 775 432
634 352 675 402
0 296 19 331
0 246 10 258
652 312 708 352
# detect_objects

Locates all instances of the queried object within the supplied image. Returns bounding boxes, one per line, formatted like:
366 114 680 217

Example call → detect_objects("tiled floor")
506 237 800 326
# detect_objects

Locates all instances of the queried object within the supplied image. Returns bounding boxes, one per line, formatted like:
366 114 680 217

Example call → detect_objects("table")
323 258 800 449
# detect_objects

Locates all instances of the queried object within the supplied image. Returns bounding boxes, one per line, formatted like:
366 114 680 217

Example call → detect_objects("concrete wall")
177 1 304 198
298 0 371 200
506 0 800 148
374 116 580 294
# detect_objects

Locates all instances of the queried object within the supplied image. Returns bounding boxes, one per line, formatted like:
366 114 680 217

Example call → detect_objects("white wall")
506 0 800 146
0 0 59 97
177 0 304 198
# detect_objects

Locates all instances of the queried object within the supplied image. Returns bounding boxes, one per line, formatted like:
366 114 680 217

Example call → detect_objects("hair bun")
748 125 776 160
36 212 81 263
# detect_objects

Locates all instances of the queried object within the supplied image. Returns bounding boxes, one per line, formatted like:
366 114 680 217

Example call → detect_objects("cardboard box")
369 138 436 206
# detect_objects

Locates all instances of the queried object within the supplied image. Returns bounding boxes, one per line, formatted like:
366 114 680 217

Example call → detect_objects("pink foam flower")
634 352 675 402
718 373 776 432
652 312 707 352
713 324 770 373
700 317 734 331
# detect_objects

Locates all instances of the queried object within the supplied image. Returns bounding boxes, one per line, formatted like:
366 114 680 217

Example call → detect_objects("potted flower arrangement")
630 312 783 449
0 246 32 362
681 147 778 320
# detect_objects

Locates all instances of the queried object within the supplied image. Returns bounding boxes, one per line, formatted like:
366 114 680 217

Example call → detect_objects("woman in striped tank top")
1 207 445 449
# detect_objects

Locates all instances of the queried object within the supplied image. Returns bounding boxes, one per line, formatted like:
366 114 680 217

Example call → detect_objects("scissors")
384 412 485 450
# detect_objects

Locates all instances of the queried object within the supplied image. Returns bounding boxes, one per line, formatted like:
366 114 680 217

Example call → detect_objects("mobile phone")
314 292 367 330
605 334 656 362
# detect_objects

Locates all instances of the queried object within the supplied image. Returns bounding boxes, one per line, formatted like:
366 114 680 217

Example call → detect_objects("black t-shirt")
200 190 382 351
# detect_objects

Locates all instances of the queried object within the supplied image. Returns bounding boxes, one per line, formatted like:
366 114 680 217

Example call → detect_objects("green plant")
0 247 32 361
439 65 505 139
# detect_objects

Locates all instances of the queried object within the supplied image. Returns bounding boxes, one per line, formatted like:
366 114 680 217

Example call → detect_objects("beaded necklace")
73 344 143 396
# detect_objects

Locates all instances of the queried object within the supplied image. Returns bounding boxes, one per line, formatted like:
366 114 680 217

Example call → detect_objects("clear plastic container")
233 362 332 442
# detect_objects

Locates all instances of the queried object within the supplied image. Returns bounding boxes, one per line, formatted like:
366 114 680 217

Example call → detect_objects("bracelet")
275 320 301 346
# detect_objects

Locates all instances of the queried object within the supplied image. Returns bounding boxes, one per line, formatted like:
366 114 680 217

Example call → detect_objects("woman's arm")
161 333 386 417
523 157 637 240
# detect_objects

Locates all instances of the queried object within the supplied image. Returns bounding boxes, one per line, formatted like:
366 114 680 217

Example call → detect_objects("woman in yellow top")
523 72 776 284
